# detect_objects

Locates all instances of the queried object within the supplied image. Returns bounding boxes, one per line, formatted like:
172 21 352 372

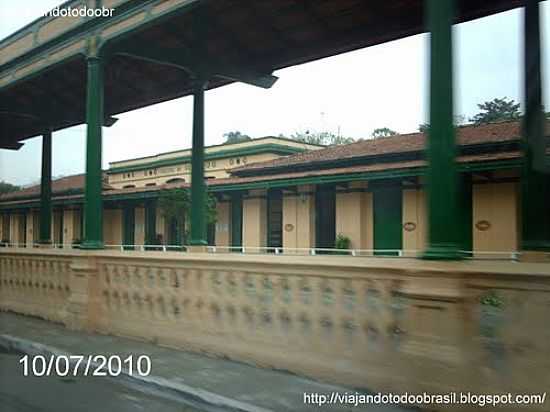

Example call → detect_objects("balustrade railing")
1 248 549 399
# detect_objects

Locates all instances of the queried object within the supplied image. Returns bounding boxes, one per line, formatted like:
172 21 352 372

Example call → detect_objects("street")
0 349 208 412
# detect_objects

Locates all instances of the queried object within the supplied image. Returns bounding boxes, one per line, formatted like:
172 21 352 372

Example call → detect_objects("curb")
0 333 273 412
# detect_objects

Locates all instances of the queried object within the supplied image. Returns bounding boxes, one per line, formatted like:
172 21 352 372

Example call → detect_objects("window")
166 178 185 184
123 185 136 189
146 183 156 187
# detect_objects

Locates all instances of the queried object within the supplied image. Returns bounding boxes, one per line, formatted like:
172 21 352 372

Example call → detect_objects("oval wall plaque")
403 222 417 232
284 224 294 232
475 220 491 231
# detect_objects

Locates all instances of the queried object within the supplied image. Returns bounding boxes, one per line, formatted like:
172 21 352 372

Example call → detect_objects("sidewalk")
0 312 409 412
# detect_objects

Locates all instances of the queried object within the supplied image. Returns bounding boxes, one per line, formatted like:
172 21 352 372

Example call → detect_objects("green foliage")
205 192 218 225
158 188 218 235
480 290 503 308
158 188 189 227
223 131 252 144
0 181 20 195
335 233 351 250
289 130 354 146
418 123 430 133
470 97 520 125
419 115 467 133
371 127 396 138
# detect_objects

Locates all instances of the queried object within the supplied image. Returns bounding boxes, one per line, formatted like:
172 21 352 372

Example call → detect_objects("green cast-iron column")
81 56 104 249
423 0 463 260
522 0 550 252
39 130 52 244
189 79 208 247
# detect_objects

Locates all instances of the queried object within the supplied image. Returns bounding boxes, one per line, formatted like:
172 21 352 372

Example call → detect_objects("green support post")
39 130 52 244
189 79 208 247
81 56 105 249
522 0 550 252
423 0 463 260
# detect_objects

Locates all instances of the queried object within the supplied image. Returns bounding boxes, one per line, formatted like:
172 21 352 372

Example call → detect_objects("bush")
334 234 351 254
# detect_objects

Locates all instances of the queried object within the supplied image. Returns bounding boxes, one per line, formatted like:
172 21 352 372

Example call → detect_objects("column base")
422 244 464 261
80 240 104 250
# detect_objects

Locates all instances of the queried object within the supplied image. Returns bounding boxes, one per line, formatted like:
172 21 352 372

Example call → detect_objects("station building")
0 120 546 257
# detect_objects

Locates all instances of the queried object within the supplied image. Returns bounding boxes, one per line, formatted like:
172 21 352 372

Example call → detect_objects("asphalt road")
0 350 209 412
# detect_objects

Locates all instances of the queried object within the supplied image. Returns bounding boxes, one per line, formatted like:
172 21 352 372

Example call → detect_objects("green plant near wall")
480 290 504 308
335 234 351 254
158 188 217 241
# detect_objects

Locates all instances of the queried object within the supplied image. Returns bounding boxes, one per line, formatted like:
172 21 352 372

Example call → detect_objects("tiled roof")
0 121 532 203
0 173 112 201
0 151 521 207
231 120 535 175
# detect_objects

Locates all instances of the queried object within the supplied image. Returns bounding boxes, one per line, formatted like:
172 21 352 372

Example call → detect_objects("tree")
158 188 217 245
0 181 20 195
289 130 354 146
418 123 430 133
371 127 396 138
419 115 468 133
470 97 520 125
223 131 252 144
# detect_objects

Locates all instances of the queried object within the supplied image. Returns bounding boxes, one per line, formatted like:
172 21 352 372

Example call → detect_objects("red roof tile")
0 174 112 201
231 120 535 175
0 121 534 203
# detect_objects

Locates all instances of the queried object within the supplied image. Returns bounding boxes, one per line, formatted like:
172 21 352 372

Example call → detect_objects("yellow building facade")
0 121 538 257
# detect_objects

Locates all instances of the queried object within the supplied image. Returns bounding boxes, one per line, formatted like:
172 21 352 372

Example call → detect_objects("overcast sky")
0 1 549 186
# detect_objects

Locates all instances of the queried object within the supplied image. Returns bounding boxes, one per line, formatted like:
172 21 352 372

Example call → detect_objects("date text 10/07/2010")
19 354 152 377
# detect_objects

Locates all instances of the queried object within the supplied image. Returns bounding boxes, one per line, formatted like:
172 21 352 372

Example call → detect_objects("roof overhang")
0 0 524 149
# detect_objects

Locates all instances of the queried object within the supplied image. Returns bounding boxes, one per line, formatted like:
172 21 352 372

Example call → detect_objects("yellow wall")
473 182 518 254
62 209 82 248
242 190 267 250
25 212 34 247
32 212 40 243
215 201 231 247
103 209 122 246
402 189 427 256
335 184 373 251
63 210 75 249
282 185 316 252
108 152 295 189
52 211 63 245
9 214 19 245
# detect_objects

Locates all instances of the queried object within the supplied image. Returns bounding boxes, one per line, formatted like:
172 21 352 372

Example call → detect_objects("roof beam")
114 44 277 89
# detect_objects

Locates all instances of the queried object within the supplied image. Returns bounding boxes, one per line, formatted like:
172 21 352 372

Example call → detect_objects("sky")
0 1 549 186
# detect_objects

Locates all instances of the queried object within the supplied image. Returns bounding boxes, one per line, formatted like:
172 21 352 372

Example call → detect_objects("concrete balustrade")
1 248 549 405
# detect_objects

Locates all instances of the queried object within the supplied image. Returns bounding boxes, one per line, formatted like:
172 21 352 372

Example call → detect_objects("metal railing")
0 241 541 261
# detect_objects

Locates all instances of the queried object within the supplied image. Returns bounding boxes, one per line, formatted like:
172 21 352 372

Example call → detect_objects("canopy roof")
0 0 522 149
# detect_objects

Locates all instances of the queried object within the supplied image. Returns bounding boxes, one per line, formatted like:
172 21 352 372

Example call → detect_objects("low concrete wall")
1 249 549 410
